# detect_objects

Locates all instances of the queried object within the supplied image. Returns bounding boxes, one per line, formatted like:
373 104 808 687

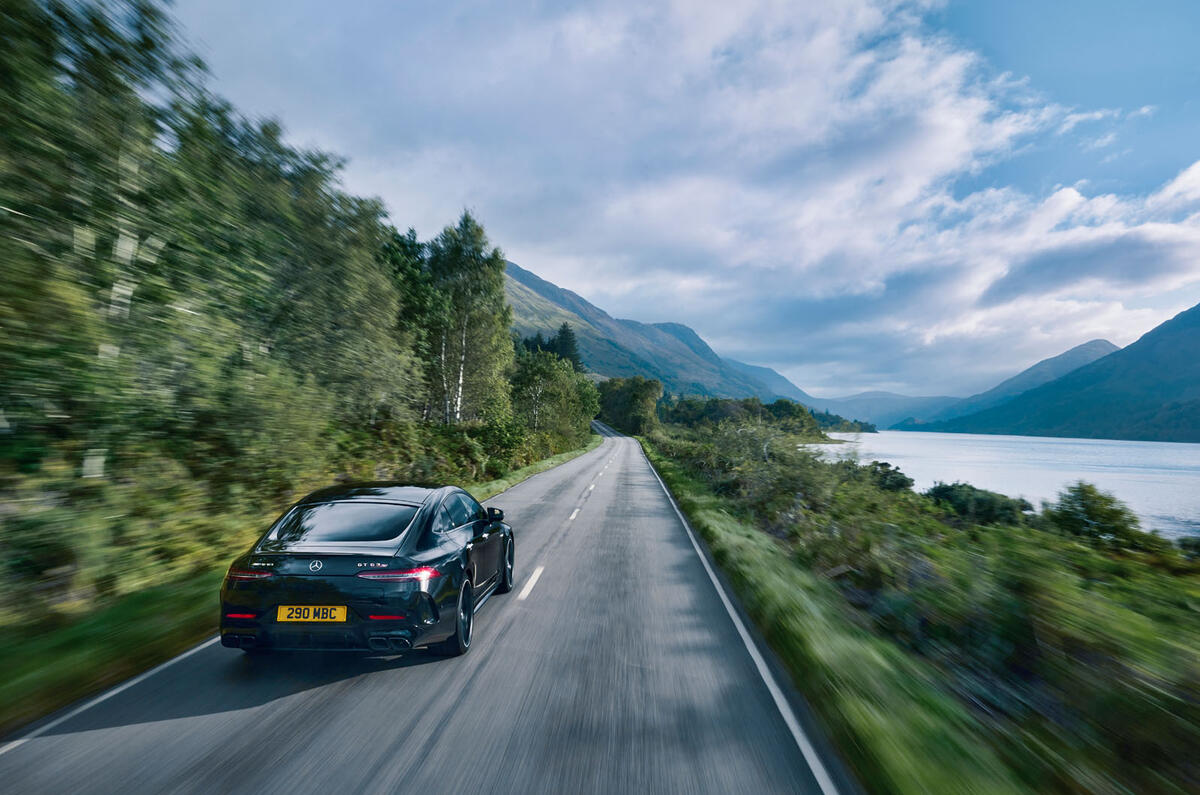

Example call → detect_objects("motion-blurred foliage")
0 0 598 624
646 418 1200 793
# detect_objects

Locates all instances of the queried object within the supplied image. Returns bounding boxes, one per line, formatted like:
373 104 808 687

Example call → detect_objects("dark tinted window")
445 493 476 527
460 492 484 521
432 505 453 535
267 502 419 543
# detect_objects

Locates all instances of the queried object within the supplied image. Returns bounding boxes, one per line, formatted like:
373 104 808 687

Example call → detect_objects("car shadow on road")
39 647 450 737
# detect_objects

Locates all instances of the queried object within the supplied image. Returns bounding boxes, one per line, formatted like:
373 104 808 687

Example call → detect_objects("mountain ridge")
893 339 1120 427
922 303 1200 442
505 261 800 401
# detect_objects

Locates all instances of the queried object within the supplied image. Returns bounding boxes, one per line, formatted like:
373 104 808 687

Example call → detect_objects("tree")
512 349 599 450
598 376 663 434
550 322 583 371
425 212 513 424
1043 482 1144 550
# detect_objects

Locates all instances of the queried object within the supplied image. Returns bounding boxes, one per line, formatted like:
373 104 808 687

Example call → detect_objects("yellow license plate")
276 605 347 623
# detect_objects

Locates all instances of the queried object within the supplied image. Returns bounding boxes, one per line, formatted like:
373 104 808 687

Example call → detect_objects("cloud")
175 0 1200 394
1058 108 1120 134
981 226 1200 305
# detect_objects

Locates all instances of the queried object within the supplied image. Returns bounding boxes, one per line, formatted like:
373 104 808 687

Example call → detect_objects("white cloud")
175 0 1200 394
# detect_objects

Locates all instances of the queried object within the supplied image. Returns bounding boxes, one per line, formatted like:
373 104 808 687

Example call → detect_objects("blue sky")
175 0 1200 396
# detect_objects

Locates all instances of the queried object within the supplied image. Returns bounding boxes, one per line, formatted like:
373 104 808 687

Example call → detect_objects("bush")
1042 481 1147 550
865 461 914 492
926 481 1031 525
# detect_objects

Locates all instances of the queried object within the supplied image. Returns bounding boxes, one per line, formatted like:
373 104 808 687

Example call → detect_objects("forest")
0 1 598 643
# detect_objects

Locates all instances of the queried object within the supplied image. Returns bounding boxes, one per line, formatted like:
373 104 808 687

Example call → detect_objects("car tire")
433 580 473 657
496 537 514 594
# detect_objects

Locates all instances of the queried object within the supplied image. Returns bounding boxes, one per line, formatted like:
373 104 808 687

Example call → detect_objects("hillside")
804 392 962 429
724 358 817 403
926 303 1200 442
506 262 800 400
895 339 1120 427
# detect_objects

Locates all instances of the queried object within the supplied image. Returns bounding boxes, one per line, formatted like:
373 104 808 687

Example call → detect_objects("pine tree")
552 322 584 371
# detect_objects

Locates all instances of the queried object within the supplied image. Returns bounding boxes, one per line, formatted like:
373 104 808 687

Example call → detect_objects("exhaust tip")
390 637 412 651
367 637 390 652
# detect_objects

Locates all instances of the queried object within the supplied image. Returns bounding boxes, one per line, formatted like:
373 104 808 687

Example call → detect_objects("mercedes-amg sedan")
220 483 513 656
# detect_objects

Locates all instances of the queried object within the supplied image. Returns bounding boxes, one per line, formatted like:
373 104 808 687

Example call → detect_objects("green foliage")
863 461 914 492
597 376 663 434
809 407 877 433
425 212 514 424
0 1 597 631
1042 481 1152 550
511 349 599 459
926 481 1032 525
646 421 1200 794
660 395 824 437
520 322 584 372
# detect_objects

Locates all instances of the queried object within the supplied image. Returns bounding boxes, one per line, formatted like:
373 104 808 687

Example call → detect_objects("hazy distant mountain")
802 392 962 428
896 339 1120 427
505 262 805 401
925 303 1200 442
723 359 817 403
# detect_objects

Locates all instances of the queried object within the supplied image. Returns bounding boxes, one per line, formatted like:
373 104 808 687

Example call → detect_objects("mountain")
801 392 962 429
924 303 1200 442
505 262 802 400
724 359 817 403
896 339 1120 427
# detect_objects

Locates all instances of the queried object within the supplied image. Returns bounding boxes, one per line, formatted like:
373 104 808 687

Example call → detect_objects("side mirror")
487 507 504 523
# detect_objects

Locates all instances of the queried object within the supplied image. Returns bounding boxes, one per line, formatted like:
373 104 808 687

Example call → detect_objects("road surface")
0 425 844 794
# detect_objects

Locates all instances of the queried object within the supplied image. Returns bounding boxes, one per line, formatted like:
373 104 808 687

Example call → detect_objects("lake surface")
826 431 1200 538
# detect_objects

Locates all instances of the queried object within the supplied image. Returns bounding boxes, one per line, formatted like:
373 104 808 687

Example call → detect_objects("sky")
174 0 1200 397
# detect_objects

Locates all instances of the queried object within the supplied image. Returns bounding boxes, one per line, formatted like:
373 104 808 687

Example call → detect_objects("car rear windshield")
267 501 420 543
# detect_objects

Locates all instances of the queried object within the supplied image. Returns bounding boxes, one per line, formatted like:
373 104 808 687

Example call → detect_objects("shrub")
926 481 1031 525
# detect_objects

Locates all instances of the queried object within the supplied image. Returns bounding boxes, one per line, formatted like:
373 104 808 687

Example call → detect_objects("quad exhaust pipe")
367 635 411 652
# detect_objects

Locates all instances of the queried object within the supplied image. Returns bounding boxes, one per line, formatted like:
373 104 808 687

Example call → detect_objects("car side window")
445 493 474 528
460 493 485 522
432 504 453 535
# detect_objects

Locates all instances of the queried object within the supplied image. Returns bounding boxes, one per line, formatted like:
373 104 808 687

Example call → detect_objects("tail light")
227 567 273 581
356 566 440 581
225 613 256 619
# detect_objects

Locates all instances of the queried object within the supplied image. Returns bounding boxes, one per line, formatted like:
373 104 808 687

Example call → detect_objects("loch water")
826 430 1200 538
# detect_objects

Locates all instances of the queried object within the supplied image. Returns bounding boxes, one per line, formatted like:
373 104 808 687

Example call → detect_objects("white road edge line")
588 483 595 491
569 508 579 521
517 565 545 601
0 636 221 758
642 449 842 795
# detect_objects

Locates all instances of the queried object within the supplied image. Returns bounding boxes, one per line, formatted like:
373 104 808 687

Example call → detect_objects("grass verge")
640 436 1025 795
0 434 603 737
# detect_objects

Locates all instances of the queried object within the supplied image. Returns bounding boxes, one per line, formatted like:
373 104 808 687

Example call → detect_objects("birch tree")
425 212 513 424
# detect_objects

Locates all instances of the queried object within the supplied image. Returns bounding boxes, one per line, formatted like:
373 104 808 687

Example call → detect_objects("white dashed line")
569 508 579 521
588 483 595 491
517 566 545 601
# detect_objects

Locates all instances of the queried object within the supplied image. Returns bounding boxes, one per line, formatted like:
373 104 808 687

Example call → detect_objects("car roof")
296 482 442 506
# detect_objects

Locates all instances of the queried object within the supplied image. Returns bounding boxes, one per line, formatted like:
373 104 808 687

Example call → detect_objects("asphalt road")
0 425 842 794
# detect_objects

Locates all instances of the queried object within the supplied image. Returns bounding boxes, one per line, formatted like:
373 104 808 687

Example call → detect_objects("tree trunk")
439 330 450 423
453 319 467 423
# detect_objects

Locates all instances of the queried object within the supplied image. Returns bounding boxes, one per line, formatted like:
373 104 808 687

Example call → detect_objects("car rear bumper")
219 616 448 652
220 595 447 652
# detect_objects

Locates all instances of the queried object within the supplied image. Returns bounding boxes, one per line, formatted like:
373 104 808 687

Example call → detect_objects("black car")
220 483 514 656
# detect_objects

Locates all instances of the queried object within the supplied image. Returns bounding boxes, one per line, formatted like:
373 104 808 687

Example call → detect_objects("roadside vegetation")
0 0 598 729
597 378 1200 794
